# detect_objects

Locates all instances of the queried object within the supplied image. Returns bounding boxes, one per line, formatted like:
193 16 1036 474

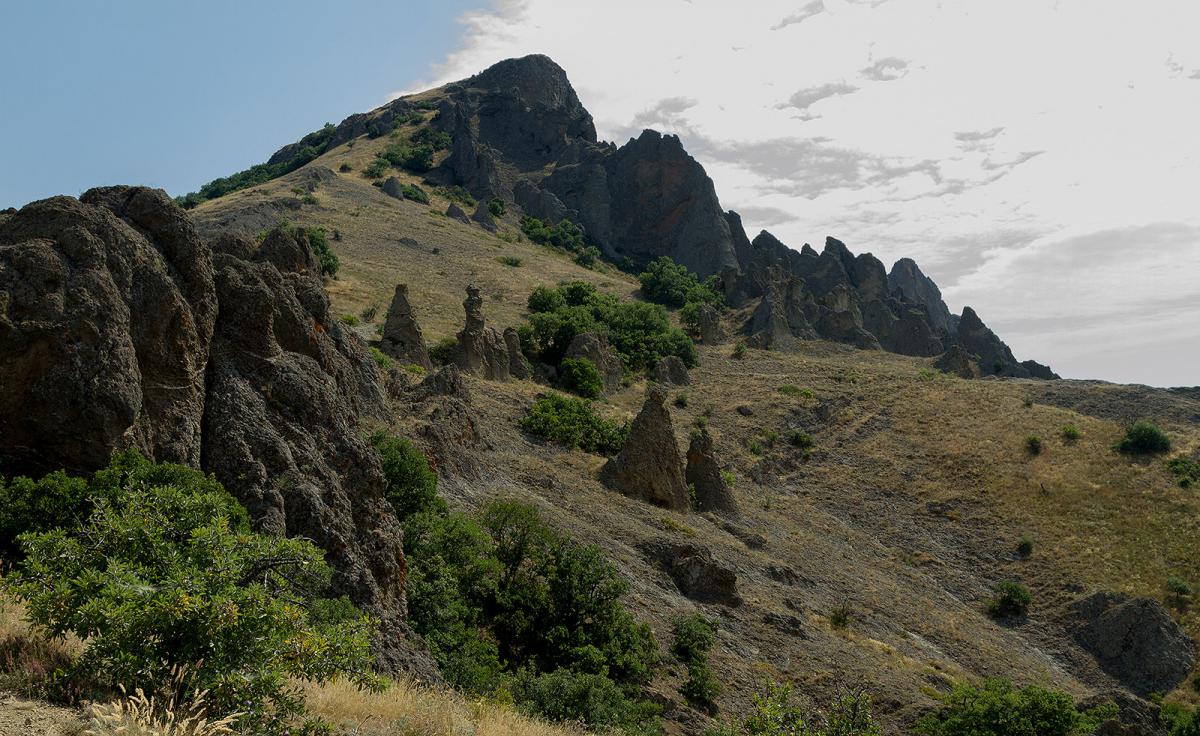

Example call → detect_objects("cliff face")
0 187 435 677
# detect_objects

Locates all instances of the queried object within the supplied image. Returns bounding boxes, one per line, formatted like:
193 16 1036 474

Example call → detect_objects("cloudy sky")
409 0 1200 387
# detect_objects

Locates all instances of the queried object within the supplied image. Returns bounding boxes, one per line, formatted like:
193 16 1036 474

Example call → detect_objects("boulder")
1067 592 1195 696
564 331 623 394
445 202 471 224
639 540 742 606
686 428 738 515
600 384 689 510
471 200 498 231
935 345 981 379
652 355 690 386
381 176 405 199
503 327 531 379
379 283 432 370
452 284 521 381
695 302 726 345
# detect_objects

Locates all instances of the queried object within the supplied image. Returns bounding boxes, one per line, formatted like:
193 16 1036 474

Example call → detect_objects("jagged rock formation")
954 307 1058 379
686 428 738 515
380 284 432 370
0 187 430 676
471 201 497 231
889 257 954 334
503 327 530 380
695 302 726 344
452 284 524 381
651 355 690 386
600 384 689 509
935 345 981 379
445 202 471 224
1067 592 1195 696
563 331 623 395
640 540 742 606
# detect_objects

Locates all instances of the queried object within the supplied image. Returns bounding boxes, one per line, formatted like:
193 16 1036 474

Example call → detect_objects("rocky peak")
467 54 597 141
889 257 953 334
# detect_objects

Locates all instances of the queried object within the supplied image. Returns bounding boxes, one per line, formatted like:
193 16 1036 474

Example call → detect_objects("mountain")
2 54 1197 735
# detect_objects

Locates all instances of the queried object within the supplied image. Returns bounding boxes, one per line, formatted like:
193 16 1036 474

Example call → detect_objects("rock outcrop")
640 540 742 606
953 307 1059 379
452 284 524 381
380 283 432 370
935 345 981 379
563 331 623 395
445 202 471 224
651 355 690 386
471 201 497 231
600 384 689 509
0 188 430 677
1067 592 1195 696
888 257 954 335
686 428 738 515
695 302 726 345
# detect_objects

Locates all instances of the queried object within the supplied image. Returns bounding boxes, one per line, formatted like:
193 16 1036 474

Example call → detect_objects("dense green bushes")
915 679 1115 736
559 357 604 398
672 614 721 712
372 436 660 730
0 471 93 559
988 581 1032 618
176 123 339 208
521 216 588 252
1163 703 1200 736
708 681 879 736
1168 457 1200 488
520 393 628 454
371 432 443 518
381 141 435 173
303 225 340 277
1117 420 1172 455
2 452 378 732
638 256 723 309
519 280 697 373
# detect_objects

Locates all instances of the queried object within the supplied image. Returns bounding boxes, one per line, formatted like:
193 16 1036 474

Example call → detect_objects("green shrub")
488 198 506 217
3 452 378 730
681 661 722 713
412 126 452 151
988 581 1032 618
674 392 689 408
1017 536 1034 558
340 313 360 326
496 255 522 267
338 162 353 173
1162 703 1200 736
519 281 697 372
1167 576 1193 604
520 216 587 253
747 439 764 456
915 678 1115 736
371 432 443 519
559 357 605 398
369 347 393 371
513 668 661 734
520 393 627 454
0 471 93 560
637 256 723 309
732 342 747 359
1060 425 1081 443
360 304 378 322
363 157 389 179
1117 421 1172 455
175 123 338 207
830 603 852 629
575 245 601 269
381 142 435 173
1167 457 1200 488
788 431 815 449
400 183 429 203
710 681 880 736
429 336 459 365
672 614 718 663
435 185 476 207
1024 435 1043 455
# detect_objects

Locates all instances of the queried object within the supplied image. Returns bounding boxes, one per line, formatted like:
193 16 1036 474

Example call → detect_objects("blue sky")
0 0 482 208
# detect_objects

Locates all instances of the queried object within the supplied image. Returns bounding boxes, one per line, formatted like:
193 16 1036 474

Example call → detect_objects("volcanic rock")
640 540 742 606
380 283 432 370
651 355 690 386
686 428 738 515
935 345 981 379
452 284 522 381
600 384 689 510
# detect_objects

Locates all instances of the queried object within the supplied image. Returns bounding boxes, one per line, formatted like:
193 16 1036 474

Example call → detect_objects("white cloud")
414 0 1200 386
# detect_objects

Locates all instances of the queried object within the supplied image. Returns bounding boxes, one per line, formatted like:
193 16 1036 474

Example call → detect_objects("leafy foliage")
520 280 697 372
176 123 339 208
2 452 378 731
0 471 92 560
488 198 507 217
371 432 443 519
987 581 1032 618
1117 420 1172 455
559 357 604 398
412 126 452 151
638 256 724 309
301 226 339 278
915 679 1115 736
520 393 628 454
381 142 435 173
520 216 588 253
1167 457 1200 488
672 614 721 712
708 681 880 736
1162 703 1200 736
513 668 661 735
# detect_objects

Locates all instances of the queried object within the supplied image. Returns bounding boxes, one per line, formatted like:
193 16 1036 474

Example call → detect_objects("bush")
496 255 522 267
711 681 880 736
519 281 697 372
575 245 601 269
778 384 814 399
412 126 452 151
674 392 689 408
1167 457 1200 488
1017 536 1034 558
371 432 443 519
338 162 353 172
401 183 430 203
513 668 661 734
340 313 360 326
788 431 814 450
363 157 389 179
915 678 1115 736
360 304 378 322
559 357 605 398
1163 704 1200 736
681 662 721 713
520 393 627 454
671 614 718 663
520 216 588 253
488 198 506 217
381 142 435 173
1060 425 1081 443
1167 576 1193 606
732 342 747 359
435 186 475 207
3 452 378 730
302 226 340 278
988 581 1032 618
369 347 393 371
1024 435 1043 455
1117 421 1172 455
637 256 723 309
429 336 458 365
0 471 92 560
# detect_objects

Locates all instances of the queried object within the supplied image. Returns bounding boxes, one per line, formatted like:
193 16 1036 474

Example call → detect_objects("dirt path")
0 694 81 736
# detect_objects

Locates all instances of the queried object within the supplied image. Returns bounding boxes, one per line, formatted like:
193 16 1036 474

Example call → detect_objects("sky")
2 1 1196 387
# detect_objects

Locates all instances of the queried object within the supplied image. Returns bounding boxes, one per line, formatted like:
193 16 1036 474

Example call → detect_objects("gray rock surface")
380 283 432 370
686 428 738 515
935 345 981 379
888 257 953 335
600 384 689 510
695 302 726 345
564 331 623 394
445 202 471 224
651 355 690 386
640 540 742 606
452 284 522 381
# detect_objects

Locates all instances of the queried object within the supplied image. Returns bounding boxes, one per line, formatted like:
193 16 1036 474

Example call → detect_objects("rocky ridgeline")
0 187 434 678
293 53 1050 378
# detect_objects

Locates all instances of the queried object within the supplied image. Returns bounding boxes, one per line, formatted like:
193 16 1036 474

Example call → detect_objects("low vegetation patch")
558 356 604 398
987 581 1032 618
915 678 1115 736
1024 435 1043 455
1117 420 1172 455
637 256 723 309
520 393 628 454
708 681 879 736
1060 425 1081 443
672 614 721 713
1167 456 1200 488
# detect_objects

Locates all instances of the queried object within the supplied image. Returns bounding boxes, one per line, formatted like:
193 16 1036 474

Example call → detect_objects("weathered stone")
381 176 405 199
954 306 1058 379
651 355 690 386
564 331 623 394
471 200 497 231
889 257 953 335
1068 591 1196 696
686 428 738 515
935 345 981 379
695 302 726 344
445 202 471 224
600 384 689 510
639 540 742 606
380 284 432 370
452 284 522 381
504 327 530 379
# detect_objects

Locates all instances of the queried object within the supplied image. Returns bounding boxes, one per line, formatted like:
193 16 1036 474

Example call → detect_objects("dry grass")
298 678 585 736
83 666 238 736
0 590 81 696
